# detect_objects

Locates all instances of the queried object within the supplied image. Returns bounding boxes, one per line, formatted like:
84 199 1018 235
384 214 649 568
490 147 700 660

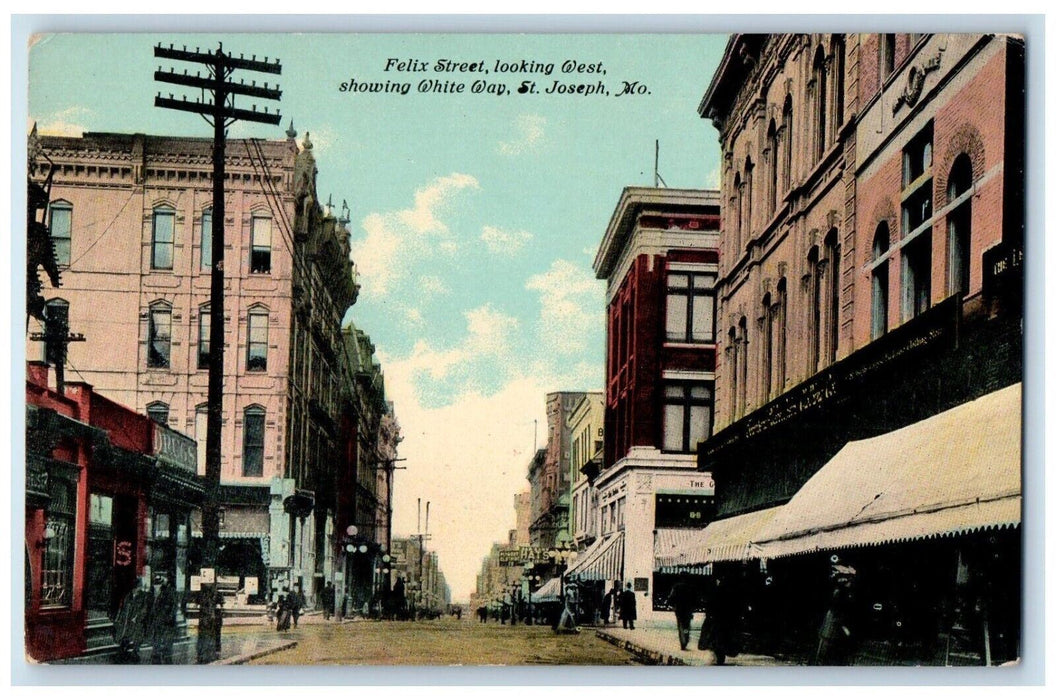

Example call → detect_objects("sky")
28 32 727 601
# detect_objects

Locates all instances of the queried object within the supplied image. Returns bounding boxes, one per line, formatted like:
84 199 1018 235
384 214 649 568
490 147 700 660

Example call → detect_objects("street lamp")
521 564 543 625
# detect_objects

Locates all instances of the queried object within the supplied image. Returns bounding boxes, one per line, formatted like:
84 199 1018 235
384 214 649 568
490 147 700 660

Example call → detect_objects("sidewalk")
594 620 791 666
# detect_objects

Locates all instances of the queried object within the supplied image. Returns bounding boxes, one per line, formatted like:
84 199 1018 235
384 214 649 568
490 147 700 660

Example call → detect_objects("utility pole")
153 42 281 664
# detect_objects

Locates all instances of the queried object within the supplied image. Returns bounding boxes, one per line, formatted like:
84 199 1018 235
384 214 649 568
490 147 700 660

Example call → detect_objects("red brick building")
693 33 1023 664
25 362 202 662
586 187 721 619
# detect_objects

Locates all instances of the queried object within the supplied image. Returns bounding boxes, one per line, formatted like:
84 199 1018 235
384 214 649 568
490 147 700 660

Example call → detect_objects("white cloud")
526 259 605 355
405 307 423 324
498 114 546 156
481 225 533 255
35 107 90 137
420 276 449 295
351 173 479 295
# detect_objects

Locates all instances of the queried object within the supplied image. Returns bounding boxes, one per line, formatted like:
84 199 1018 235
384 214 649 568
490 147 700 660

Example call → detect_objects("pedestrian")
697 575 742 665
321 581 335 621
602 581 621 625
668 572 698 651
392 576 407 620
148 574 178 664
276 593 292 631
619 582 637 630
814 564 859 665
113 577 151 664
289 584 305 629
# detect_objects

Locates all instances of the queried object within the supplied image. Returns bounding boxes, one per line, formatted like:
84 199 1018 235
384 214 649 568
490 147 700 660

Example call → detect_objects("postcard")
21 29 1024 668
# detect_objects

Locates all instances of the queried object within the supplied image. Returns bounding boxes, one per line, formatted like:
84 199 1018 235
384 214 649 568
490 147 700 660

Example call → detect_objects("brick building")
587 187 721 620
692 33 1023 664
28 129 362 607
527 392 585 550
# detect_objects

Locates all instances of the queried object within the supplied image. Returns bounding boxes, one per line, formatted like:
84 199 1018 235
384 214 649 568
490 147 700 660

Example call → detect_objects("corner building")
28 130 360 608
589 188 721 621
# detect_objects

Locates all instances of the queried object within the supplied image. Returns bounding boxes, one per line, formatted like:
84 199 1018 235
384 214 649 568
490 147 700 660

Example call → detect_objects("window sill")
663 341 717 349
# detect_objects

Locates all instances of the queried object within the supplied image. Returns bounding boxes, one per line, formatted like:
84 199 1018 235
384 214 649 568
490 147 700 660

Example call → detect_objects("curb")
594 630 689 666
212 640 298 665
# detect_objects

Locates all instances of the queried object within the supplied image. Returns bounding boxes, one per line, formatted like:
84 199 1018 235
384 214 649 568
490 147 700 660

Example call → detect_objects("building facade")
568 392 604 549
527 392 587 550
694 33 1023 664
28 129 360 607
589 187 722 620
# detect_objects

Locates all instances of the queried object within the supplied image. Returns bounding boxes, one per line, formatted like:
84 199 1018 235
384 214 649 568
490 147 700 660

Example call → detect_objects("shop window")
146 401 170 426
151 206 175 270
200 208 212 269
147 301 172 369
250 215 272 274
242 405 265 477
662 382 714 453
655 494 716 529
247 307 269 371
665 271 716 343
41 478 76 609
946 154 974 297
197 304 210 370
872 223 891 339
49 201 72 266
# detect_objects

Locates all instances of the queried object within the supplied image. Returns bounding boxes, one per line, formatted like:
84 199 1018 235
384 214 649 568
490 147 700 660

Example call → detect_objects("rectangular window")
49 203 72 266
242 409 265 477
655 494 716 529
41 478 76 609
147 306 172 369
665 272 716 343
901 124 934 321
247 310 269 371
151 208 175 270
903 234 932 320
662 383 714 453
250 216 272 274
200 210 212 269
198 308 210 370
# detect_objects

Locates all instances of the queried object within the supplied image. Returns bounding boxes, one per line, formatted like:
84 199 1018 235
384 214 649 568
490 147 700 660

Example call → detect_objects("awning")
532 577 563 603
689 507 784 564
754 383 1022 559
566 531 624 582
653 528 704 569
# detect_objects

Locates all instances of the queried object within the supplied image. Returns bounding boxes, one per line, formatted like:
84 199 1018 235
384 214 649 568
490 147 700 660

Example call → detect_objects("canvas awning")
653 528 703 569
754 383 1022 559
532 576 563 603
566 531 624 582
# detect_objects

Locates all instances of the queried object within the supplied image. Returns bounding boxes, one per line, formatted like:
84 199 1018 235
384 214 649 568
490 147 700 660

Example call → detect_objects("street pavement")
241 616 642 665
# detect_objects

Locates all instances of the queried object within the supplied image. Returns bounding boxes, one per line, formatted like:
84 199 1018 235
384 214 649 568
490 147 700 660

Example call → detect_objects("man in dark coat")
148 574 178 664
815 565 859 665
668 573 698 650
698 575 742 665
619 582 637 630
392 576 407 620
321 582 335 621
288 584 305 629
113 580 151 664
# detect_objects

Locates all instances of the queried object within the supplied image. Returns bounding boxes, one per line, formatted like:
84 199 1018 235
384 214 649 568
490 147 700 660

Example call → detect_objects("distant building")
527 392 586 550
590 187 722 620
568 392 604 548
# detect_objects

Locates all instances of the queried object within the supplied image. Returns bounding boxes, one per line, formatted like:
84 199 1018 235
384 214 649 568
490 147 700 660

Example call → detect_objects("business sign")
154 423 198 474
499 545 551 566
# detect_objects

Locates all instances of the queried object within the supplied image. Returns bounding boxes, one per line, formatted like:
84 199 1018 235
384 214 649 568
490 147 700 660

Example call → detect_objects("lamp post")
521 564 542 625
548 532 578 601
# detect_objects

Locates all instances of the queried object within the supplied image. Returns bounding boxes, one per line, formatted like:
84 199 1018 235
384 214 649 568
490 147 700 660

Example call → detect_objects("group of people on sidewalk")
600 581 638 630
273 584 305 631
112 573 180 664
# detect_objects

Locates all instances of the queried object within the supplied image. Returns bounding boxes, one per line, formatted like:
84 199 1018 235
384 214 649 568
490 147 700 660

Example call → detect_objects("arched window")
831 36 846 135
151 205 175 270
762 292 774 401
727 326 739 419
737 316 749 416
946 154 974 297
782 96 794 193
825 229 841 365
146 401 169 426
767 120 779 216
48 201 72 267
871 224 891 339
247 306 269 372
250 215 272 274
200 208 213 270
882 34 897 81
147 301 172 369
807 247 822 372
813 46 828 162
742 157 754 243
731 173 742 252
242 405 266 477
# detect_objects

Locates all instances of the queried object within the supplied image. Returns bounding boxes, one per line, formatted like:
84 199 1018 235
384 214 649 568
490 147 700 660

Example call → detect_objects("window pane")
664 385 684 399
663 404 685 452
665 293 688 341
148 307 171 368
667 273 688 289
198 309 210 370
691 293 715 342
152 210 174 270
201 211 212 269
248 311 268 371
147 403 169 426
689 404 712 447
251 217 272 274
50 206 72 265
243 409 265 477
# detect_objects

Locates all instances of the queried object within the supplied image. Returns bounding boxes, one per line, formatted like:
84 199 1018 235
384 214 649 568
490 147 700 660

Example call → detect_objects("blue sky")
29 32 727 599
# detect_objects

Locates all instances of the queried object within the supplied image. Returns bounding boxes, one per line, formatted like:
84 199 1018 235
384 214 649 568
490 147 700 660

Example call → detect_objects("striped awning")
532 576 563 603
754 383 1022 559
653 528 704 569
566 531 624 582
